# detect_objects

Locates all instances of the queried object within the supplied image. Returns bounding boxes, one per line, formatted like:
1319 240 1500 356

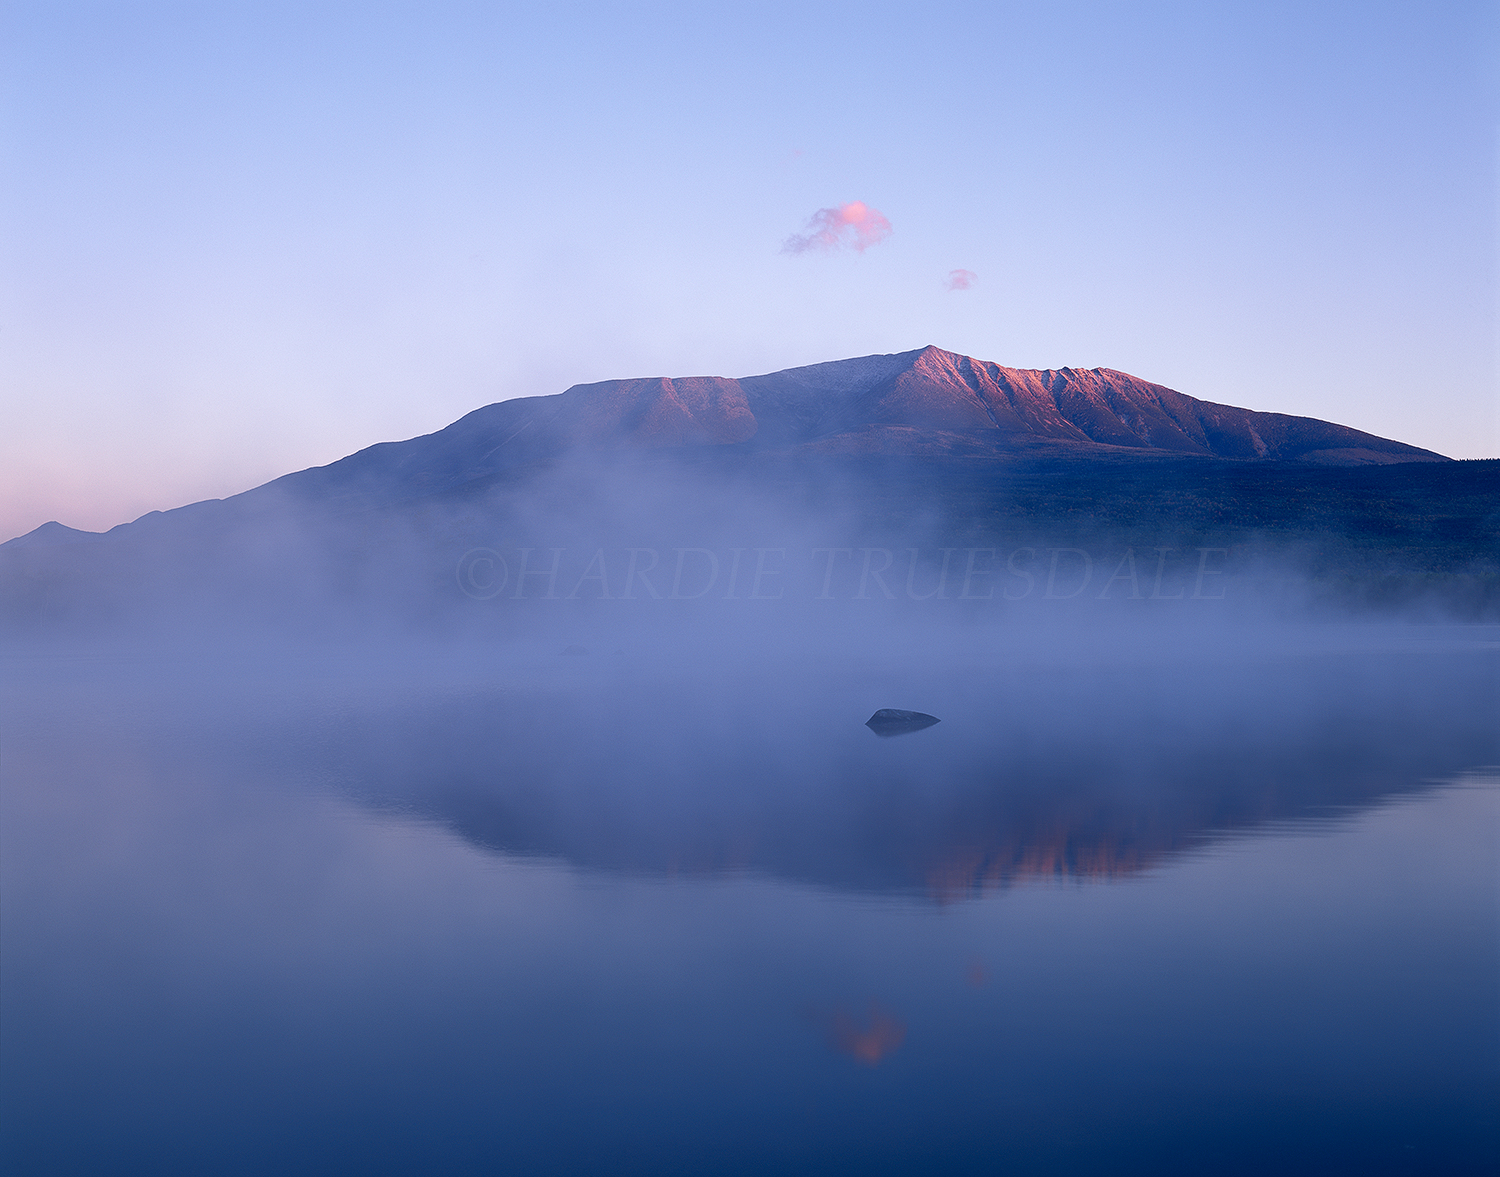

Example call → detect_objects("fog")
4 445 1495 891
4 444 1493 643
3 443 1497 1174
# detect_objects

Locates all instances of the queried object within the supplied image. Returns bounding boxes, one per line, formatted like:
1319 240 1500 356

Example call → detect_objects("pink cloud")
945 269 978 291
782 201 892 254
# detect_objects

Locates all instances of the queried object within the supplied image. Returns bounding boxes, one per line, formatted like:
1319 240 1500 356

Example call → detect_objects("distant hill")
0 521 104 550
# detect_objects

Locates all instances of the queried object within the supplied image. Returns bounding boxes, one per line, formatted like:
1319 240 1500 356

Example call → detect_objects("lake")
3 622 1496 1174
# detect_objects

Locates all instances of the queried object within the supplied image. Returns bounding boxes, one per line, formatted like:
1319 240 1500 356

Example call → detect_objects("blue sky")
2 0 1495 538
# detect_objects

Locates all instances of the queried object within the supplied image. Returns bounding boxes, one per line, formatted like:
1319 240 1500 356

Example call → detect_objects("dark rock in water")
865 709 940 737
562 645 589 656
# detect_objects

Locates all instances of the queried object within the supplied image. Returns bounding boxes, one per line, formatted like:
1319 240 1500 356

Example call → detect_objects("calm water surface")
3 627 1497 1175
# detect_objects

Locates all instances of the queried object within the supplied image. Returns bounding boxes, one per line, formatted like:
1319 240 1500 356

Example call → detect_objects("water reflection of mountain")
277 645 1497 901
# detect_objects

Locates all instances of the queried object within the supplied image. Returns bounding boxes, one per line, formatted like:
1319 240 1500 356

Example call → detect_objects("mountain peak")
0 520 104 550
730 348 1445 465
231 346 1450 518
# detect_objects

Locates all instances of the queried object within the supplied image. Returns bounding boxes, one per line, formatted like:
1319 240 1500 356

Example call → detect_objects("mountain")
0 345 1448 551
235 344 1443 515
3 345 1490 631
479 343 1451 464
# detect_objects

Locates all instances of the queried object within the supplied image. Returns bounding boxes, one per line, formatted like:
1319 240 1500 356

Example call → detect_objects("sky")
2 0 1496 541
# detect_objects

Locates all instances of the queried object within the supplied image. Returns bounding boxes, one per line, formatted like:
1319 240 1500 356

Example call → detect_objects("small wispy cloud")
782 201 892 255
945 269 978 291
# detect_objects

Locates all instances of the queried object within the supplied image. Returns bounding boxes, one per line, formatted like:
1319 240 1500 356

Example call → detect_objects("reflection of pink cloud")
824 1001 907 1066
783 201 893 254
945 269 978 291
965 958 988 988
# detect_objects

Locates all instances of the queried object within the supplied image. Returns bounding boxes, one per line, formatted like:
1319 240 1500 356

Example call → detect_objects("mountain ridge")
250 345 1448 515
457 344 1448 463
2 345 1450 549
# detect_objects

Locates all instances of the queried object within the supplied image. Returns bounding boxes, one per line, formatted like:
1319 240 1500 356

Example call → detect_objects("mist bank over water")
303 645 1500 900
7 615 1496 902
3 449 1496 643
